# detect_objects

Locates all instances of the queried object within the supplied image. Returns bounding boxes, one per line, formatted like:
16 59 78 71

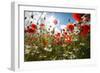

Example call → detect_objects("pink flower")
53 19 58 25
40 24 45 29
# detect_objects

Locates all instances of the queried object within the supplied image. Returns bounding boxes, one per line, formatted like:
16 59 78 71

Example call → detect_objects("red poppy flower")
67 23 74 32
72 13 82 21
31 23 37 29
40 24 45 29
56 33 60 37
53 33 63 45
54 33 61 41
80 24 90 37
64 35 72 43
26 23 37 33
63 32 67 37
27 28 34 33
64 32 67 35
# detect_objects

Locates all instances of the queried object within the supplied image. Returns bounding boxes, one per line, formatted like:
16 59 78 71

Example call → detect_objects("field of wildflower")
24 11 90 61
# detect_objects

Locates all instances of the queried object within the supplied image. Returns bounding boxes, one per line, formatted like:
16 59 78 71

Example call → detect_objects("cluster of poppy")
25 13 90 44
24 13 90 61
25 24 37 33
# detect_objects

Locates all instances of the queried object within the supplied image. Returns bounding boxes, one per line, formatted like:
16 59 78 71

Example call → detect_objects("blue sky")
47 12 75 25
46 12 76 30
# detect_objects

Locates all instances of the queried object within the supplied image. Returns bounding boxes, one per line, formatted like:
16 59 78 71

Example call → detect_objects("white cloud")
60 25 66 29
55 27 61 34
